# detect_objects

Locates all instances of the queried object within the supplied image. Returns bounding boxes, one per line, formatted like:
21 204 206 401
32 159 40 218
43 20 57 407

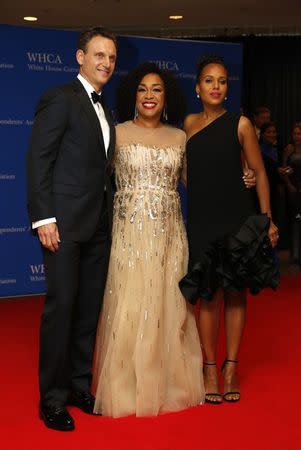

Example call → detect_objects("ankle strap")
225 359 238 363
204 362 216 365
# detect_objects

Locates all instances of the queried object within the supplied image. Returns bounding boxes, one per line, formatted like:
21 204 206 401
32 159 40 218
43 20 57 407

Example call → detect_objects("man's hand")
37 223 60 252
243 168 256 188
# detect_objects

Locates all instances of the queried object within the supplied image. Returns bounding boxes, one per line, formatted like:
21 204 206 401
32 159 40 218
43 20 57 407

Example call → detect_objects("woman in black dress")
180 56 279 404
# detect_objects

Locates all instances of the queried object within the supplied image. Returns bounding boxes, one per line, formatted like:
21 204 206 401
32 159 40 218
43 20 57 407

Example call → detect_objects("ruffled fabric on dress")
180 215 279 304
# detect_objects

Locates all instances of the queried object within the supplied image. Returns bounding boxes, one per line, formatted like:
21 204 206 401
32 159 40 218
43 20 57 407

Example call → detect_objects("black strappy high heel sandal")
203 362 223 405
221 359 240 402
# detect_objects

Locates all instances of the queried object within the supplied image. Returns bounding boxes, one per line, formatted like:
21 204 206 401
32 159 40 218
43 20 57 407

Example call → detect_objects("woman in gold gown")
92 63 205 417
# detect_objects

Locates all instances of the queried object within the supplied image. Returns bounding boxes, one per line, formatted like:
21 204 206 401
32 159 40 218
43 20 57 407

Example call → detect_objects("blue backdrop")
0 25 242 297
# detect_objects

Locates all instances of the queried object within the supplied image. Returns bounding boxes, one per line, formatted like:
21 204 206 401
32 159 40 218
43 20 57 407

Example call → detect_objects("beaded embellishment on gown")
92 121 204 417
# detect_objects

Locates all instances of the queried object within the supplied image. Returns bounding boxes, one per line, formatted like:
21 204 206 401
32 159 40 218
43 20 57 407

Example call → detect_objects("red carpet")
0 275 300 450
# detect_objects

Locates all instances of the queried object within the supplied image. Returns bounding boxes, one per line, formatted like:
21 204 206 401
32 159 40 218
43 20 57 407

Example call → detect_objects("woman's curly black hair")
116 62 186 126
196 55 228 81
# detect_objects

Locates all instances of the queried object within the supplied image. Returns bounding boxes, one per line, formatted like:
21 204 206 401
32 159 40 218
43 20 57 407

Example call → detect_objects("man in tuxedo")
27 27 117 431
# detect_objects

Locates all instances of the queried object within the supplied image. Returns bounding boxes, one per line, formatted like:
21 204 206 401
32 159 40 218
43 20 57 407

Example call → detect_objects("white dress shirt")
77 73 110 153
32 73 110 229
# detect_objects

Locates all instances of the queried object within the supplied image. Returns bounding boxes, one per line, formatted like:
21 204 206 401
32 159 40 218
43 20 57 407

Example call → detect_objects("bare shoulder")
184 113 199 132
238 115 253 131
237 115 257 144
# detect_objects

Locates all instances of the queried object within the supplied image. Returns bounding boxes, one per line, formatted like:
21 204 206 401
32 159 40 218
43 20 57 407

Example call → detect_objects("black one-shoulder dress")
180 112 279 304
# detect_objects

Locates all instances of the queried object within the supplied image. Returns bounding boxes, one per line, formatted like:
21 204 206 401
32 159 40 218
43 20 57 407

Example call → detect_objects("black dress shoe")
68 391 96 414
39 404 75 431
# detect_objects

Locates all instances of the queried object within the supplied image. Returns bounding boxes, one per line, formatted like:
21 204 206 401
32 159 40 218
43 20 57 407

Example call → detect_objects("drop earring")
134 106 138 119
196 93 200 99
163 106 168 121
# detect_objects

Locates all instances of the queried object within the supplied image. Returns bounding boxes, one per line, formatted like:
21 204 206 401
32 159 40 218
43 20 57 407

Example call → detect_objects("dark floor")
279 250 301 276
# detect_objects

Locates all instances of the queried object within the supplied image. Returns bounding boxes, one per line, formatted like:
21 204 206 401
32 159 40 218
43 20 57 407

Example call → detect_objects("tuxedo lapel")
72 79 107 159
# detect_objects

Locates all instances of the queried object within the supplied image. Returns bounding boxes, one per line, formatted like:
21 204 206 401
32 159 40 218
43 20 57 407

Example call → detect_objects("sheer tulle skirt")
92 190 204 417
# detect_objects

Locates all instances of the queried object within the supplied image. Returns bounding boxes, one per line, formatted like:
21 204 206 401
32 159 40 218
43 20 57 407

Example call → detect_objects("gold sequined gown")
92 121 204 417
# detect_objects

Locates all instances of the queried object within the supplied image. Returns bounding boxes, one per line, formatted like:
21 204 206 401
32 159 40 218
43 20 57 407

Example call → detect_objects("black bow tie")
91 91 104 105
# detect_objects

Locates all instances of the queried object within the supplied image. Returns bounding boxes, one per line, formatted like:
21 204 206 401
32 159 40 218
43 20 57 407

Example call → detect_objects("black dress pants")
39 200 110 407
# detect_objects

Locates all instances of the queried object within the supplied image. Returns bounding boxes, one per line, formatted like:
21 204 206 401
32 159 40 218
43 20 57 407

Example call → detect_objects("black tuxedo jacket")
27 78 115 240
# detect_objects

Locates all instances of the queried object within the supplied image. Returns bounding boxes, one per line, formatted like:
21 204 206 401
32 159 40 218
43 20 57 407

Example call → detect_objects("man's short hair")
253 106 271 116
77 27 117 53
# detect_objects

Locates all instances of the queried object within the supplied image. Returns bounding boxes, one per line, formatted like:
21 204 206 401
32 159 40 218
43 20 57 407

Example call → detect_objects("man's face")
76 36 117 91
254 111 271 129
